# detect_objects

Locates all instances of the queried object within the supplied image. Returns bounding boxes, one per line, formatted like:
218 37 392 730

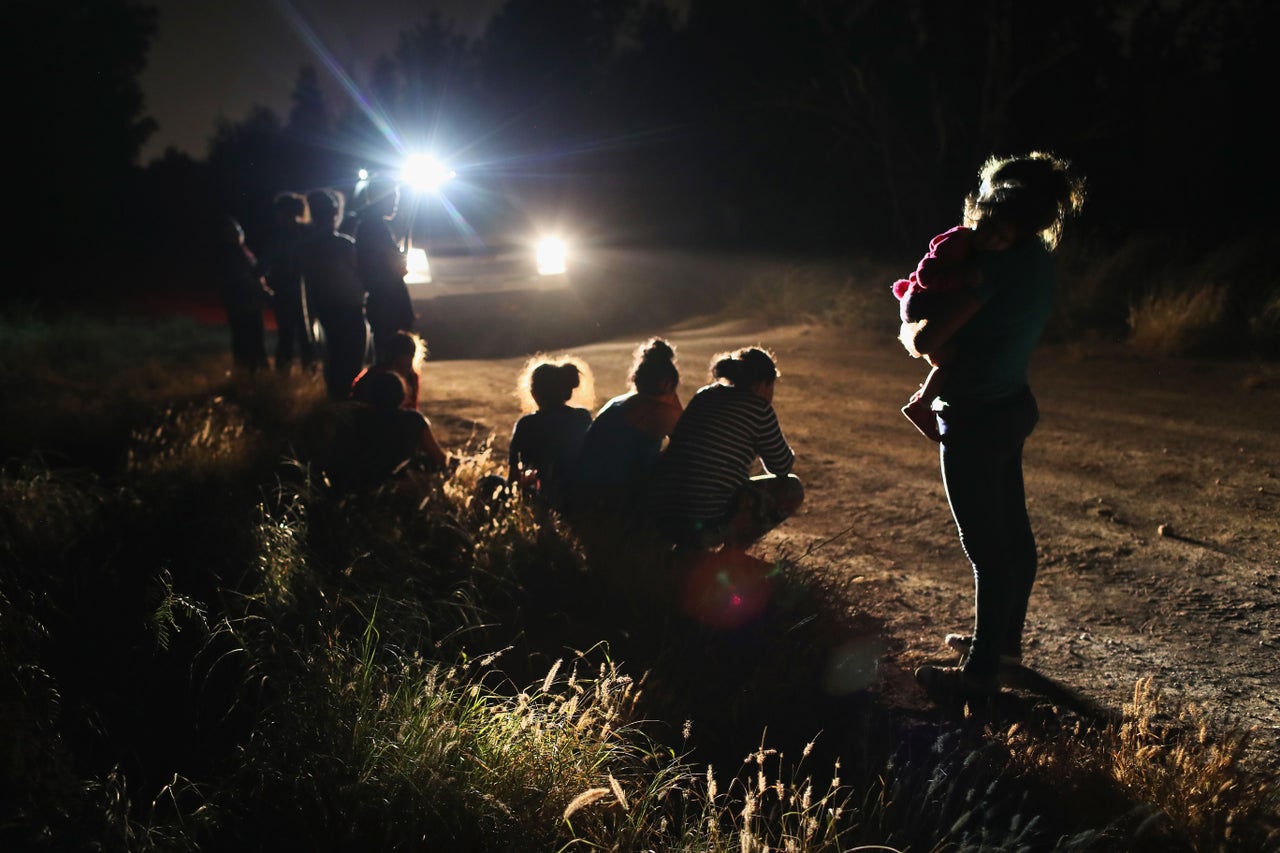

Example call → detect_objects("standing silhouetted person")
262 191 316 373
215 215 270 372
299 188 368 400
902 152 1086 700
355 176 415 363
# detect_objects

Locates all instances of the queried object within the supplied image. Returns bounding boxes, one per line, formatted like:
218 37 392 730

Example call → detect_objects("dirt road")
421 313 1280 761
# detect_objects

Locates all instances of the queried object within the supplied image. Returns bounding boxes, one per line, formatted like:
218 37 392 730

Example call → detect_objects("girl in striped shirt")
647 347 803 550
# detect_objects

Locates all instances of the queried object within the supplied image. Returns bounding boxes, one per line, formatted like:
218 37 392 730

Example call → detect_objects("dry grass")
1106 681 1279 849
726 257 900 340
5 308 1279 851
1001 679 1280 851
1127 283 1230 358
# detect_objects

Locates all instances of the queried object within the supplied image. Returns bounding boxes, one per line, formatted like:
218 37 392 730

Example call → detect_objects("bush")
1127 282 1230 358
3 310 1278 852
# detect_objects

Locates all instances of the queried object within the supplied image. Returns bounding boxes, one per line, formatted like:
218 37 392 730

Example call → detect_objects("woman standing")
646 346 803 552
902 152 1086 697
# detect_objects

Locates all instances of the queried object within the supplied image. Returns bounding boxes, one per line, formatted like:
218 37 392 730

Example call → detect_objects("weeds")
726 257 899 339
2 310 1277 851
1127 283 1230 358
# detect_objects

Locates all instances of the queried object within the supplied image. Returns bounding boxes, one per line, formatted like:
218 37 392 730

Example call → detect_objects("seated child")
350 330 422 410
507 356 594 512
325 370 448 493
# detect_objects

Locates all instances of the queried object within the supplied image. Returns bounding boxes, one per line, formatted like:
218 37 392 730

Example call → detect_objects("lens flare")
401 154 455 191
679 549 774 629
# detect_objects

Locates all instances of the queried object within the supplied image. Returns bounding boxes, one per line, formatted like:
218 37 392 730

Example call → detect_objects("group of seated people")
503 337 805 556
323 331 805 557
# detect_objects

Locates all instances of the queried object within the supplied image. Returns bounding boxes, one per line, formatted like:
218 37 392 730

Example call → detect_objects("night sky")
139 0 504 162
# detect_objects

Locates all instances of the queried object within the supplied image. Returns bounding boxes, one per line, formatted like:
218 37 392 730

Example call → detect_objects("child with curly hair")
507 356 594 512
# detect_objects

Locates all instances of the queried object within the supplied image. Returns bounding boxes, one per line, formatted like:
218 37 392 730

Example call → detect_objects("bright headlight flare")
400 154 455 192
404 248 432 284
536 238 567 276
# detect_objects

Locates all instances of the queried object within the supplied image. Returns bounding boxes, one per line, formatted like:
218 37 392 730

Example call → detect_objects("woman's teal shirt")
938 239 1056 404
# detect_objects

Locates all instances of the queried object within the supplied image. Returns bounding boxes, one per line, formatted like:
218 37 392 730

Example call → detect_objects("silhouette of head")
530 362 580 407
272 191 308 225
630 337 679 396
711 346 779 387
964 152 1086 250
353 370 407 409
518 355 594 412
306 188 344 230
381 331 420 367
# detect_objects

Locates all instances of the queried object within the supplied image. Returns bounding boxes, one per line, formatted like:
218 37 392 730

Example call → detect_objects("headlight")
405 248 432 284
536 238 567 276
400 154 454 192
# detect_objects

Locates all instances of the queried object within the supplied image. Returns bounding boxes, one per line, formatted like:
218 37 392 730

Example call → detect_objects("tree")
10 0 158 306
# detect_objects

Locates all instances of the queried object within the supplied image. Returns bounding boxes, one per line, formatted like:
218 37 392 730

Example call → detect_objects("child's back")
892 225 978 322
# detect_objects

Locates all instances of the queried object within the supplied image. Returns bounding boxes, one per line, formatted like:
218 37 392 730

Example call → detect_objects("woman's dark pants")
937 389 1039 680
228 309 268 370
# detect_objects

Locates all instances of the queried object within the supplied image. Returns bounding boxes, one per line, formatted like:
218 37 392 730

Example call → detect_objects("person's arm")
507 424 522 482
656 393 683 437
755 404 795 476
418 420 449 470
899 289 983 360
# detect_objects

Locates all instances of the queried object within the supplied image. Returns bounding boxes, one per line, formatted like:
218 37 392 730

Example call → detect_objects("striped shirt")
647 383 794 523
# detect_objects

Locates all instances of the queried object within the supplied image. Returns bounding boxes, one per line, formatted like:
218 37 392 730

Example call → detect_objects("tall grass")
999 680 1279 851
1127 283 1230 359
725 256 901 338
2 310 1277 851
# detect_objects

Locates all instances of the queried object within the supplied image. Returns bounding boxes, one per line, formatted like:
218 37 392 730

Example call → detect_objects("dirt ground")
421 313 1280 764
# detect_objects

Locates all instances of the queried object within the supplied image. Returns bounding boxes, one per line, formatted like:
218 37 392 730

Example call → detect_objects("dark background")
10 0 1277 311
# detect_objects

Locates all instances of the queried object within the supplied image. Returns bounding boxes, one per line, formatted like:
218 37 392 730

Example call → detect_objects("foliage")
1127 283 1230 359
1 313 1277 851
17 0 1280 310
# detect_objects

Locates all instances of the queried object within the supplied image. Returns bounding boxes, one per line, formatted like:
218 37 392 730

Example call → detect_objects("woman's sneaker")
945 633 1023 666
914 664 998 699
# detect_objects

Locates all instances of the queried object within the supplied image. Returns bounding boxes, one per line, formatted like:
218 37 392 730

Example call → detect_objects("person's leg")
998 400 1039 659
936 392 1039 681
230 311 267 370
320 310 368 400
228 312 250 368
248 311 268 369
940 437 1013 683
296 291 317 368
725 473 804 548
274 293 298 371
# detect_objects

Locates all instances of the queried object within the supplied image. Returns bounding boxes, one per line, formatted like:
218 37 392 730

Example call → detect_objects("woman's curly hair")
964 151 1086 250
